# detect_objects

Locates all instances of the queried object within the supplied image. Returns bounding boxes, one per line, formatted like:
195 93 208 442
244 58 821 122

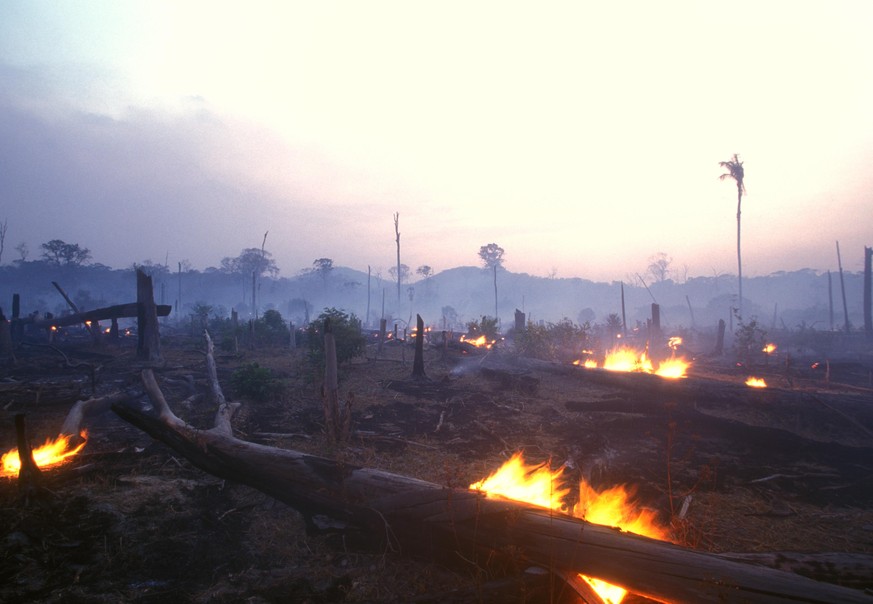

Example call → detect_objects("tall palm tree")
719 154 746 319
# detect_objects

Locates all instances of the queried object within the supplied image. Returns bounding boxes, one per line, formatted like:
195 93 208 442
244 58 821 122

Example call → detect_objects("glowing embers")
471 452 669 603
745 377 767 388
1 432 87 478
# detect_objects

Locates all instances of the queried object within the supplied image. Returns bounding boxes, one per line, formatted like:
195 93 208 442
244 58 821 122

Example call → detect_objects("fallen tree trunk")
110 374 873 603
25 302 172 330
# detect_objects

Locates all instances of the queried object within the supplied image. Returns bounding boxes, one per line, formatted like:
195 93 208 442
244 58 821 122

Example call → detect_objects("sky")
1 1 871 283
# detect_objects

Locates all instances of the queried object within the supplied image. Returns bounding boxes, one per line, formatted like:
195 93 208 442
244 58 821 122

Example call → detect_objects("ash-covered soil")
2 337 873 603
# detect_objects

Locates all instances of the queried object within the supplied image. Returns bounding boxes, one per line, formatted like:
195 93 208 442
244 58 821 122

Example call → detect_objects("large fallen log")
110 368 873 603
24 302 172 329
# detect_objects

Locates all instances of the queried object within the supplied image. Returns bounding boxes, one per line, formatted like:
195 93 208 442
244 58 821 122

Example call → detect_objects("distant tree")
312 258 334 285
719 153 746 318
220 247 279 304
14 242 28 262
416 265 433 280
0 218 7 264
441 305 459 330
41 239 91 266
478 243 505 323
604 313 623 339
388 264 410 286
647 252 673 283
221 248 279 279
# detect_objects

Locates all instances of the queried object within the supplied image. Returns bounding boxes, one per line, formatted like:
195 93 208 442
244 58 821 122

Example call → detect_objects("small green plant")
734 313 766 367
230 362 281 401
253 309 291 346
306 308 366 365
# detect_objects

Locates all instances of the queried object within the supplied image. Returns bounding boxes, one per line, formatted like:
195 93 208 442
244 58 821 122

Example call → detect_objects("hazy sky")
1 1 871 282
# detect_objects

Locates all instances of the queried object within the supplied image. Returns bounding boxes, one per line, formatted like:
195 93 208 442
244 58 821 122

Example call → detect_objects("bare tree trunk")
322 319 350 442
620 281 627 336
412 314 426 379
136 269 163 364
394 212 401 307
736 185 744 319
714 318 725 356
15 414 42 500
864 246 872 340
836 241 851 333
828 270 835 331
492 264 498 322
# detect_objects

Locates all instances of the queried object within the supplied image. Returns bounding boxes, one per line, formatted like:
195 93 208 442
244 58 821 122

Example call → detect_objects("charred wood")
111 370 873 604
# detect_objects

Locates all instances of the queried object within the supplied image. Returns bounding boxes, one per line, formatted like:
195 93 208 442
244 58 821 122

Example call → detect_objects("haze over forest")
1 236 869 347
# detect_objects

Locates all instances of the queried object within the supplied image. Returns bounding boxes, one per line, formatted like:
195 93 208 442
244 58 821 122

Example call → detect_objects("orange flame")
762 343 777 354
745 377 767 388
471 452 669 602
599 346 690 379
1 432 87 478
460 334 493 349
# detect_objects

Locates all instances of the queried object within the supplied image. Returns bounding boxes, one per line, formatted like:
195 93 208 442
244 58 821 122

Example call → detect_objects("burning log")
110 365 872 603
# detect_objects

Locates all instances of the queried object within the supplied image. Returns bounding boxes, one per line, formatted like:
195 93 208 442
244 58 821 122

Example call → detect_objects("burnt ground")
1 336 873 603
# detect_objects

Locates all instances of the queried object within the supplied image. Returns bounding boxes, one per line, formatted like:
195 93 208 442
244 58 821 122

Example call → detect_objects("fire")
471 452 669 603
572 358 598 368
745 377 767 388
667 336 683 349
0 432 87 478
460 334 493 349
599 346 690 379
762 343 777 354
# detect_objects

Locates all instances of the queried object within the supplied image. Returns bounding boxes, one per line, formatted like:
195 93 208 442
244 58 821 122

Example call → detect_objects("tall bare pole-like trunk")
836 241 851 333
735 183 744 319
864 246 872 340
492 263 498 321
394 213 401 307
366 265 371 328
828 270 834 331
620 281 627 335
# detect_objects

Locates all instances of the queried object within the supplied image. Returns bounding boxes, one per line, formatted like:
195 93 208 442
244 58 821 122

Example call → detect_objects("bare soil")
2 336 873 603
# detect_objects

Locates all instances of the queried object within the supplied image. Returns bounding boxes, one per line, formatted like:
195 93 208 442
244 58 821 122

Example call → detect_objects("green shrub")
514 318 591 362
230 362 282 401
306 307 366 365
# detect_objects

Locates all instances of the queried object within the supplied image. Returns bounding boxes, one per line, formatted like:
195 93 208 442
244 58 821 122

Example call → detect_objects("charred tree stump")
714 318 726 356
136 269 163 364
321 319 351 443
412 314 426 380
11 293 22 343
111 370 873 604
0 309 13 363
14 414 43 502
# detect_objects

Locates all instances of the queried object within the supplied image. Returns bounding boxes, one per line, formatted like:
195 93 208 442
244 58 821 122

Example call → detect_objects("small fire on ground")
471 452 670 603
1 432 87 478
459 334 495 349
745 377 767 388
574 343 691 379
